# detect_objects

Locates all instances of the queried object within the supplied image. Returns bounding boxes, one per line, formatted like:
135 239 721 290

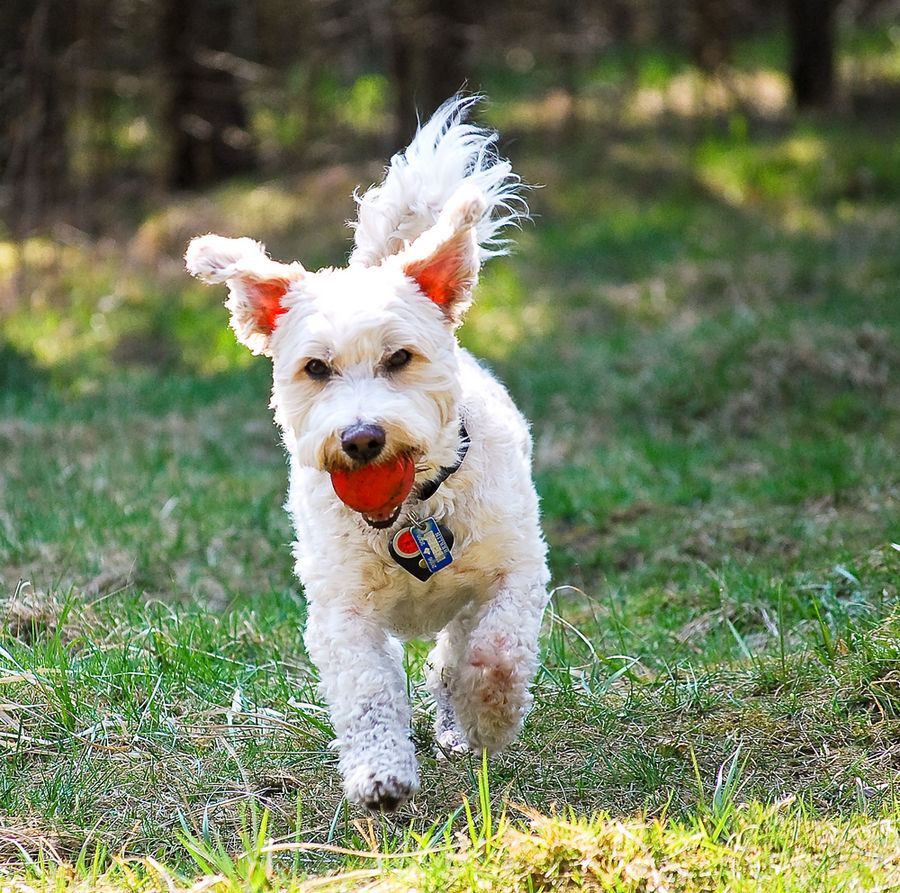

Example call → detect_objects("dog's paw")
435 727 472 761
344 764 419 812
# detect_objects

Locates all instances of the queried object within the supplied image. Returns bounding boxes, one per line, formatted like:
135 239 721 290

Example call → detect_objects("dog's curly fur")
185 96 550 811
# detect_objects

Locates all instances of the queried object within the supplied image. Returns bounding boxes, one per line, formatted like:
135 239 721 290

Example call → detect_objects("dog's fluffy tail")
349 95 527 267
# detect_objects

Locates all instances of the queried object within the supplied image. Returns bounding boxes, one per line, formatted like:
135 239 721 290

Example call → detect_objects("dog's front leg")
304 602 418 811
433 572 548 756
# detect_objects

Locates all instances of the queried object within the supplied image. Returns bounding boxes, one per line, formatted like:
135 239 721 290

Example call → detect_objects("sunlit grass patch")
461 261 551 361
694 125 900 232
7 798 900 891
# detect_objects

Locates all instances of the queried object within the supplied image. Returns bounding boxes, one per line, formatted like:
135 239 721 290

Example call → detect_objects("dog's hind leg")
304 602 419 811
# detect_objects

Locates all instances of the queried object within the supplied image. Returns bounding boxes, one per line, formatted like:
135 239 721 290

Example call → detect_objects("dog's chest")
371 526 517 638
378 565 481 638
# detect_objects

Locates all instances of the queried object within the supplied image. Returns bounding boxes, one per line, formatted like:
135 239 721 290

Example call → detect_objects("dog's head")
186 187 485 525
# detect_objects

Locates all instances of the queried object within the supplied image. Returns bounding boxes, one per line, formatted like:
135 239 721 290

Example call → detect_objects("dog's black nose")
341 423 387 464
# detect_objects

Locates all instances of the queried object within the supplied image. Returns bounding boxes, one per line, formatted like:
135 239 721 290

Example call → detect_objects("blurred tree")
0 0 73 236
689 0 733 72
160 0 256 189
786 0 839 108
385 0 476 141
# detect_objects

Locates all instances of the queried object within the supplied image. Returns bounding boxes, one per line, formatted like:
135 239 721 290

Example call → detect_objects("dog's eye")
304 359 332 380
385 349 412 371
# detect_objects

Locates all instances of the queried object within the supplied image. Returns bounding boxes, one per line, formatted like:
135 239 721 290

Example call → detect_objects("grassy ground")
1 32 899 891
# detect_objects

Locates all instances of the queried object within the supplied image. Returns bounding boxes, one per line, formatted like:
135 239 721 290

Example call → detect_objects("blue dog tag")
410 519 454 573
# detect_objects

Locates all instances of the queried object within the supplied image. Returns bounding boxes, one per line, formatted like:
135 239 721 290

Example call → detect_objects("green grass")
1 29 900 891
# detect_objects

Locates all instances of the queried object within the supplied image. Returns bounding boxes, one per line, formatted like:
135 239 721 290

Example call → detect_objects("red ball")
330 454 416 517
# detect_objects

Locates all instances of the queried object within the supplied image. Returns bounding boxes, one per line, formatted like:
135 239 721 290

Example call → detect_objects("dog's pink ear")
399 187 486 325
185 235 305 355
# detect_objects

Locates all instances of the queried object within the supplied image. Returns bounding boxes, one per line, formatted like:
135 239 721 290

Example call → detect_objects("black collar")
416 421 469 502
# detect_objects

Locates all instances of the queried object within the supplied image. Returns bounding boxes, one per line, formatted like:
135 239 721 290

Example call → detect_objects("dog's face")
267 262 462 474
186 187 486 499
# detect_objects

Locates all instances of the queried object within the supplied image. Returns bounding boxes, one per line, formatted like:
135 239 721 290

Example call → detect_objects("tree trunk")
690 0 732 73
386 0 476 144
160 0 255 189
786 0 839 109
0 0 73 236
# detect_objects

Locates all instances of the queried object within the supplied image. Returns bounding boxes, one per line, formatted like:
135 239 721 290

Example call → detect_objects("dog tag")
411 519 454 573
389 520 454 581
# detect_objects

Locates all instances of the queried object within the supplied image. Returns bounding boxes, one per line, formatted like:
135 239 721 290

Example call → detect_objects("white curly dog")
185 96 550 811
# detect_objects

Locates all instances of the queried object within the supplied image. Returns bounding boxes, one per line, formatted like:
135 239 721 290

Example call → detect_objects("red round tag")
392 529 420 558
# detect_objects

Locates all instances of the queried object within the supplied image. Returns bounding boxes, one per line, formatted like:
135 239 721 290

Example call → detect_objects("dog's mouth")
360 505 404 528
329 453 417 528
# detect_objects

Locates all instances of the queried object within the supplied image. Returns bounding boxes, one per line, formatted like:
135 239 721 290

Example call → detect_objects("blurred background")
3 0 900 240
